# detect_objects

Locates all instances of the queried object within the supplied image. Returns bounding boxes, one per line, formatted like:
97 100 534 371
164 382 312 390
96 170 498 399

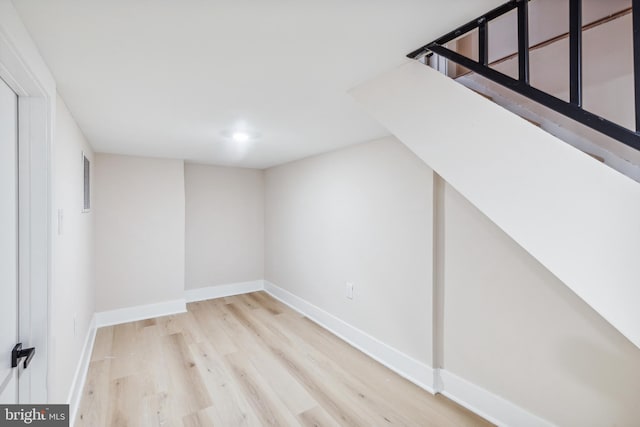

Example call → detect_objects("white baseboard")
82 281 553 427
263 281 435 393
439 370 554 427
94 298 187 328
263 281 554 427
69 299 186 424
184 280 265 303
67 314 97 427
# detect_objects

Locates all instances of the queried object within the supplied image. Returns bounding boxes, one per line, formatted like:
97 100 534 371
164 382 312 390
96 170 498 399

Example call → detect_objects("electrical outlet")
346 282 354 300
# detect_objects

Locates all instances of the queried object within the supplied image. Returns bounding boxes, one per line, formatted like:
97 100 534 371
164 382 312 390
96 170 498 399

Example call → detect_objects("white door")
0 76 19 403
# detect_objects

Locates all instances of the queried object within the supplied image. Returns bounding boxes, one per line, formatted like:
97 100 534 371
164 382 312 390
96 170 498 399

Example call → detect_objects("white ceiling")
13 0 503 168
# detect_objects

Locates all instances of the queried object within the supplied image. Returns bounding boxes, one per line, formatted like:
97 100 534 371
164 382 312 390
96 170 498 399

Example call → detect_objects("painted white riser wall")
351 61 640 349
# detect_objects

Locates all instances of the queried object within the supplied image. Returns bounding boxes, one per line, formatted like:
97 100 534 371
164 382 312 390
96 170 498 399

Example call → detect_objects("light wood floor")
76 292 492 426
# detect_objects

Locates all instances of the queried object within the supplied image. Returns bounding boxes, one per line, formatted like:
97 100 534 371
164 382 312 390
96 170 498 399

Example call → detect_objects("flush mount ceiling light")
232 131 250 143
221 128 258 144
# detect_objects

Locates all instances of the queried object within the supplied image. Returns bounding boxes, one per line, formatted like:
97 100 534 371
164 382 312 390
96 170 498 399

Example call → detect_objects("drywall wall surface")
265 136 433 364
185 163 264 288
443 183 640 427
94 153 185 311
50 95 95 402
0 0 57 404
351 61 640 349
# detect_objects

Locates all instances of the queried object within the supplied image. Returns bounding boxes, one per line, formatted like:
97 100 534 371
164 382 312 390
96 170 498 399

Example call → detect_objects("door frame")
0 3 56 403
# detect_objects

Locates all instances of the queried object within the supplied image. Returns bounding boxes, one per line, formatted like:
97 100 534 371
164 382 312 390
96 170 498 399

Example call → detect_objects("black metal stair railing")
407 0 640 152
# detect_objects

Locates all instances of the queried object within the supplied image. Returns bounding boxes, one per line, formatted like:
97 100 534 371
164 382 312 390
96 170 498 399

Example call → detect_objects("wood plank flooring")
76 292 492 426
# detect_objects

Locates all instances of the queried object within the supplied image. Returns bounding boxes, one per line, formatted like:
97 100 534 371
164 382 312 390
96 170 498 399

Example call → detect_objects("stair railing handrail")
407 0 640 153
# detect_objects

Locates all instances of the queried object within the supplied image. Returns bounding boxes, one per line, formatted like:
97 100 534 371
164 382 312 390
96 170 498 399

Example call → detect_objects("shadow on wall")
557 335 640 411
510 197 640 412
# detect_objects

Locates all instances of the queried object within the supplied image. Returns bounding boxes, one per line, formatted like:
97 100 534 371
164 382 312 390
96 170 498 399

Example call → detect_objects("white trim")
95 299 187 328
184 280 265 303
439 370 554 427
433 367 444 393
457 74 640 183
85 281 553 427
263 281 435 393
0 2 56 403
67 315 97 426
263 281 554 426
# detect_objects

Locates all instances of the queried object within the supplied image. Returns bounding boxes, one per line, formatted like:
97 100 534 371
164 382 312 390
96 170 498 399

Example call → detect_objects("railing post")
633 0 640 131
478 17 489 66
569 0 582 106
517 0 530 83
409 0 640 152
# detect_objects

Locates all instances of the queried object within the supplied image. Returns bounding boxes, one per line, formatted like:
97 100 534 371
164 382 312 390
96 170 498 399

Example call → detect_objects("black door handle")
11 343 35 369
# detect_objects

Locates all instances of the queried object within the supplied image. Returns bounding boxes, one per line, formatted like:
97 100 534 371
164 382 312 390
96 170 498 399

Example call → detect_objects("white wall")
264 137 433 364
443 183 640 426
51 95 95 402
352 61 640 350
0 0 57 403
185 163 264 288
353 61 640 424
94 154 185 311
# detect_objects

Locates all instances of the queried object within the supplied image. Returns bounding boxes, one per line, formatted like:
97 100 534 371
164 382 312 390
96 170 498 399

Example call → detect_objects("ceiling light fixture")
232 131 250 143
